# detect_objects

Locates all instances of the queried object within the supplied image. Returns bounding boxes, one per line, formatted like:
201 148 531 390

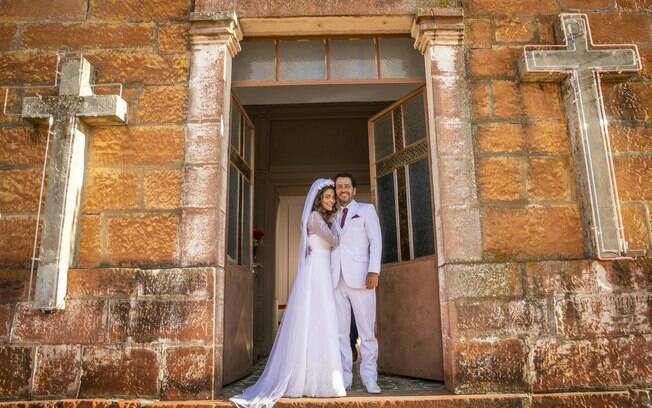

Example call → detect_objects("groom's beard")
337 193 353 206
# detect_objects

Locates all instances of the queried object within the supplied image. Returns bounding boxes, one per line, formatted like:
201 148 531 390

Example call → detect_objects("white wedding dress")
230 179 346 408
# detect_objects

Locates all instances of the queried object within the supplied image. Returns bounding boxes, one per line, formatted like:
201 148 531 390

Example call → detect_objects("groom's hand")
366 272 379 290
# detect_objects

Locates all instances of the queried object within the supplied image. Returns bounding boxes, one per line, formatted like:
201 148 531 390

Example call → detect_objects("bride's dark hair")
312 185 337 223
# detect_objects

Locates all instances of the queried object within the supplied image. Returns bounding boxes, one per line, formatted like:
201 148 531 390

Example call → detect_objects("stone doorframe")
182 8 475 393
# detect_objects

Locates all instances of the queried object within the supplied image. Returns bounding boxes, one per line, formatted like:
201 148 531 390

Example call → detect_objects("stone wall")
0 0 190 269
0 0 651 403
439 0 652 396
0 0 219 401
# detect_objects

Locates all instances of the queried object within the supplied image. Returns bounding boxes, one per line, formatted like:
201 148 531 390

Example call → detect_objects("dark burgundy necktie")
340 207 348 228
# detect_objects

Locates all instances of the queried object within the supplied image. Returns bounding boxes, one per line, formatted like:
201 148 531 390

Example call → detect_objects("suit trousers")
334 276 378 385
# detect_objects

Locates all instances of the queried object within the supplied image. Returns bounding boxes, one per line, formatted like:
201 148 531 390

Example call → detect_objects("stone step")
1 390 650 408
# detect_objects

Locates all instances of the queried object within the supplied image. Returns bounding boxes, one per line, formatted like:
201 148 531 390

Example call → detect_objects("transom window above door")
232 37 425 86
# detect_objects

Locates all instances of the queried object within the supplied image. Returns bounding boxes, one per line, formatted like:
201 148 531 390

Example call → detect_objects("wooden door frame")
198 8 469 392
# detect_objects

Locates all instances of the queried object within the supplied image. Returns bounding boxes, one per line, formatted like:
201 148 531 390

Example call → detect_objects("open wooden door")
368 87 443 380
223 95 256 385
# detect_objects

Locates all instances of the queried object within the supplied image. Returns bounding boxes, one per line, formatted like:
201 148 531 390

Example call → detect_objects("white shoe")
363 381 381 394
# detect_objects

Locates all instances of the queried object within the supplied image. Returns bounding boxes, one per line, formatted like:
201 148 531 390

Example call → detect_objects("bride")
230 178 347 407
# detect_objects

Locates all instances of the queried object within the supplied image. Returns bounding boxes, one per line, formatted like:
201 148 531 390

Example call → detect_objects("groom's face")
335 176 356 206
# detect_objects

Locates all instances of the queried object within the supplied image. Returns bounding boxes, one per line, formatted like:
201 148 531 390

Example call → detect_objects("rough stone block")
187 78 226 122
451 298 550 337
483 207 584 260
67 268 138 298
531 390 649 408
610 126 652 153
467 0 559 16
0 218 36 267
527 157 572 201
602 259 652 291
0 127 46 166
23 23 154 49
521 83 564 120
640 46 652 78
614 157 652 200
465 18 492 49
621 204 650 250
495 18 535 43
144 169 182 210
492 81 523 118
139 268 214 297
450 338 527 392
0 0 86 20
0 168 42 212
476 123 526 153
616 0 652 9
106 214 178 265
442 263 523 301
110 299 212 343
478 157 524 201
0 269 29 303
434 119 473 157
82 168 139 211
158 24 189 53
32 345 81 397
85 51 188 85
0 304 11 339
90 126 183 166
587 13 651 44
471 81 491 119
185 122 223 165
137 86 188 124
162 346 212 400
12 300 107 344
603 82 652 122
0 24 17 49
78 215 102 268
526 121 570 154
525 260 597 296
79 346 159 397
430 45 465 76
439 207 483 263
0 347 33 399
182 165 221 208
430 76 468 120
180 209 220 266
532 336 652 391
0 52 58 82
560 0 611 8
555 292 651 338
439 158 478 206
469 47 519 78
90 0 191 21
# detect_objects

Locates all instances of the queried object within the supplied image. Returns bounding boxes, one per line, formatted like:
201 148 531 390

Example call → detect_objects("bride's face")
321 188 336 211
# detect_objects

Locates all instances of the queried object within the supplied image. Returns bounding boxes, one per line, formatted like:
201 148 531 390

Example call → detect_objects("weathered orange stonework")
0 0 651 404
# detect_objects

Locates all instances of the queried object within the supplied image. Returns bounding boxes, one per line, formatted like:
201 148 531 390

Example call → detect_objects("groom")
331 172 382 394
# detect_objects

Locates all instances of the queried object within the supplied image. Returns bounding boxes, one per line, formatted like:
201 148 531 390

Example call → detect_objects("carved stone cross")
520 13 643 259
21 57 128 310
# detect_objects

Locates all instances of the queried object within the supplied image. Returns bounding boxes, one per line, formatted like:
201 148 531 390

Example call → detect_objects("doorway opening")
222 35 445 396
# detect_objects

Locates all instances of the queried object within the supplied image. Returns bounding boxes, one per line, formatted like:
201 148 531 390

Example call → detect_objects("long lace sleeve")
307 211 339 247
